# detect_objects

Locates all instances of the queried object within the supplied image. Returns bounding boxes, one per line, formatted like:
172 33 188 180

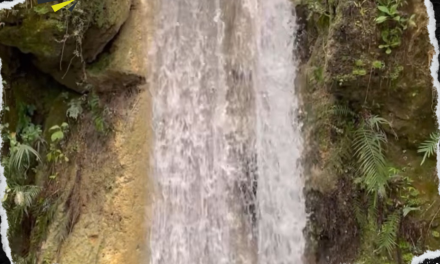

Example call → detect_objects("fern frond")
418 132 439 165
353 122 389 198
88 92 100 110
367 115 391 131
376 211 400 256
10 144 41 175
8 185 40 225
13 185 41 208
323 104 355 118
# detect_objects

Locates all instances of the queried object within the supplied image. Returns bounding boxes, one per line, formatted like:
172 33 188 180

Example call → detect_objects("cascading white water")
149 0 307 263
252 1 307 263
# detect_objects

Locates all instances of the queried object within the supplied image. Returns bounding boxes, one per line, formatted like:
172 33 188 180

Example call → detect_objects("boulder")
0 0 139 93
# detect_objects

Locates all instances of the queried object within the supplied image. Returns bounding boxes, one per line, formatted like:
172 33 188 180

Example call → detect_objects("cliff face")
0 0 154 263
296 0 438 262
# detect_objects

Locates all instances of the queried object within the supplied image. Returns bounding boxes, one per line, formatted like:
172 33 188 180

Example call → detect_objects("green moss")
334 74 357 86
92 1 107 27
88 0 124 29
33 5 51 15
42 95 70 143
0 18 64 59
87 52 113 74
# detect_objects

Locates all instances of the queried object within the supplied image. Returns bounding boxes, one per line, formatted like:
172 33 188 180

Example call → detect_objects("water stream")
148 1 307 263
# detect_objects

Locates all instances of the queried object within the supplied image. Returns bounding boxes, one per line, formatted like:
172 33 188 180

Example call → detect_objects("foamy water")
148 1 306 263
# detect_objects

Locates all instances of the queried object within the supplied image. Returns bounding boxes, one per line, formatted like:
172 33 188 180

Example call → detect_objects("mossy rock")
0 0 133 92
85 0 147 92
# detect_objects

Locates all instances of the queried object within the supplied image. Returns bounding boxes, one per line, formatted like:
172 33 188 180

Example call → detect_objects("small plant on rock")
418 132 439 165
375 0 416 54
47 123 69 164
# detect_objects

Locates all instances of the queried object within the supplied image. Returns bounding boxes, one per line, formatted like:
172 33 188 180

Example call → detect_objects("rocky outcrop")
0 0 154 263
0 0 146 93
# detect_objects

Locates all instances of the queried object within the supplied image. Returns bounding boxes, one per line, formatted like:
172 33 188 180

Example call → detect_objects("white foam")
0 1 26 263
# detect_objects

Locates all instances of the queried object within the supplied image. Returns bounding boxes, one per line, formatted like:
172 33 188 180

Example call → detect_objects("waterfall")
148 0 306 263
253 1 307 263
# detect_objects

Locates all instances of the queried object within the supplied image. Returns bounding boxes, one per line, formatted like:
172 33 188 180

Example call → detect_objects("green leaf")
51 131 64 142
378 5 390 14
61 122 69 129
10 144 41 173
408 14 416 28
377 212 400 255
386 48 392 54
353 69 367 76
375 16 388 23
49 125 60 131
403 206 420 217
389 4 398 15
46 153 53 162
418 132 439 165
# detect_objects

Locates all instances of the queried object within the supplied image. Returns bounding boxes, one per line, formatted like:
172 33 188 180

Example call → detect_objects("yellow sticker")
51 0 75 12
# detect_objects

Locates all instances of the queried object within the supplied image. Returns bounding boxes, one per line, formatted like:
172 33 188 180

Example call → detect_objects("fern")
418 132 439 165
327 104 356 117
13 185 40 208
8 185 41 224
88 92 108 133
10 143 41 176
353 116 391 202
88 92 100 111
376 211 400 256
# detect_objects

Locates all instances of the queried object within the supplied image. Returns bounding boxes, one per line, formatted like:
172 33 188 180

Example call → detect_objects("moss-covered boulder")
0 0 145 93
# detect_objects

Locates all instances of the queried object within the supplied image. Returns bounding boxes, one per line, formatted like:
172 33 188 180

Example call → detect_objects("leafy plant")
379 28 402 54
418 132 439 165
375 0 416 54
353 116 392 203
21 123 45 153
305 0 330 20
16 104 35 134
376 211 400 256
312 66 325 84
88 92 109 133
353 68 367 76
372 60 385 69
66 98 84 120
7 133 41 177
402 206 420 217
46 123 69 163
